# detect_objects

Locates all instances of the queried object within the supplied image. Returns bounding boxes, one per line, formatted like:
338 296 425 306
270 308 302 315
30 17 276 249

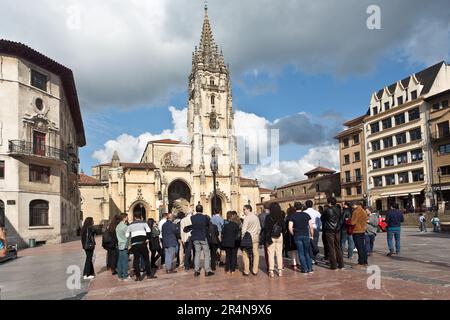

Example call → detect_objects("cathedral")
79 7 269 224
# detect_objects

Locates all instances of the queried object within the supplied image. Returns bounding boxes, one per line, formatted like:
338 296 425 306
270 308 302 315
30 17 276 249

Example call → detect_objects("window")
303 187 307 194
372 158 381 169
291 189 294 196
385 174 395 185
344 155 350 165
354 152 360 162
31 69 47 91
443 100 449 108
398 172 409 184
33 131 46 156
345 171 351 183
372 107 378 115
355 169 361 181
409 128 422 141
438 121 450 138
411 149 423 162
346 187 352 196
439 144 450 154
211 95 215 105
397 153 408 165
440 166 450 175
343 138 349 148
35 98 44 111
382 117 392 129
384 102 390 111
411 90 417 100
383 136 393 148
29 164 50 183
408 107 420 121
356 186 362 195
353 134 360 145
395 113 405 125
412 169 424 182
371 122 380 133
0 161 4 179
384 155 394 167
316 184 320 192
374 176 383 187
372 140 381 151
397 96 404 106
396 132 407 145
210 78 215 85
432 103 440 111
29 200 49 226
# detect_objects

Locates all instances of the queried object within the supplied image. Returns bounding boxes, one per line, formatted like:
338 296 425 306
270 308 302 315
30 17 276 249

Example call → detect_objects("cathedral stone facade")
80 8 263 224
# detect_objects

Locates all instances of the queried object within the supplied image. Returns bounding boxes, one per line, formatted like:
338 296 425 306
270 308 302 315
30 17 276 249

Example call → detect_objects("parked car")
378 216 387 232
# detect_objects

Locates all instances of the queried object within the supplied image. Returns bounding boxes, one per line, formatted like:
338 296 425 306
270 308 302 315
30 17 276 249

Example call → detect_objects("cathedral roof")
259 187 274 194
240 177 259 187
79 173 104 186
150 139 183 144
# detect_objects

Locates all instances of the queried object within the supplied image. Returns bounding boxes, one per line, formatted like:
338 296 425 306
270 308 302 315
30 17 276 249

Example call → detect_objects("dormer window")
411 90 417 100
397 96 404 106
372 107 378 115
384 102 390 111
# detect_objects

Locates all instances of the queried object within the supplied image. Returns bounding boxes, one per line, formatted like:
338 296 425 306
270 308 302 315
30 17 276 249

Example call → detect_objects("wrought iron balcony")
8 140 66 161
431 130 450 142
341 176 363 185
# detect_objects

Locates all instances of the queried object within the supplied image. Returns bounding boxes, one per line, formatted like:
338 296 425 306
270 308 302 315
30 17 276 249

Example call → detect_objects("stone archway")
129 200 152 221
167 179 191 214
133 203 147 221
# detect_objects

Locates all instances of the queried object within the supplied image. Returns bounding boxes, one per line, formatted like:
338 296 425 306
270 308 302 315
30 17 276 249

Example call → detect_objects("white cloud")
91 106 187 163
243 144 340 189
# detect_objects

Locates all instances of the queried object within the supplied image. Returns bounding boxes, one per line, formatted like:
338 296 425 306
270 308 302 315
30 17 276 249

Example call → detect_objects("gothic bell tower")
187 5 239 212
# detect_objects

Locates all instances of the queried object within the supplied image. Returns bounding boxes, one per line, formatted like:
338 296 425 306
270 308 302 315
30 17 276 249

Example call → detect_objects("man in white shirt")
304 200 321 263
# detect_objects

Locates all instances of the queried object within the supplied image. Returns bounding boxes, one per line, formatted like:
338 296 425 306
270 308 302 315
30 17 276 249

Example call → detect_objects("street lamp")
210 149 218 215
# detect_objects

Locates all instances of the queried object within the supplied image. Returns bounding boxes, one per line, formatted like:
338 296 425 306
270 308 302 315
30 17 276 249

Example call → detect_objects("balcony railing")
9 140 66 161
431 131 450 141
342 176 362 184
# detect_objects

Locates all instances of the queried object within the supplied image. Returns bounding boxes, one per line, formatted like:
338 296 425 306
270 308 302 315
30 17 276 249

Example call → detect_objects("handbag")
84 228 95 250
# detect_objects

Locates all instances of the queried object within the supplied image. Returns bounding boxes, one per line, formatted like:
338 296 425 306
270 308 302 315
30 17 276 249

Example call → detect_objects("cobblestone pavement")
1 227 449 300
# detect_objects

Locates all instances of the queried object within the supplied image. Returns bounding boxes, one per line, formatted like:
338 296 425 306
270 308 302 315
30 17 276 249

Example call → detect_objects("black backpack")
102 230 114 250
270 216 283 238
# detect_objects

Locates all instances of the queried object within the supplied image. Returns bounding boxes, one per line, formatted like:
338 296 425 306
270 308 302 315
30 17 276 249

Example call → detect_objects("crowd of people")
79 198 408 281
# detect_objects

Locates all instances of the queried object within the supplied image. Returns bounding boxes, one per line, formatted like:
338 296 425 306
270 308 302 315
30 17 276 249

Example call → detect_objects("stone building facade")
80 7 261 224
0 40 85 247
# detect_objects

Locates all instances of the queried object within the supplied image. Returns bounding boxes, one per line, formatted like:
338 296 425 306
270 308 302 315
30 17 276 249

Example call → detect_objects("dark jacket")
284 218 296 251
81 226 96 250
162 220 178 248
240 231 253 249
321 205 342 233
221 221 240 248
386 209 404 228
207 222 220 246
263 214 284 245
191 213 209 242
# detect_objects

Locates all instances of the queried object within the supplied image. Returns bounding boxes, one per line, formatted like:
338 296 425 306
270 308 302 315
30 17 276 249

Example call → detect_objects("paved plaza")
1 227 450 300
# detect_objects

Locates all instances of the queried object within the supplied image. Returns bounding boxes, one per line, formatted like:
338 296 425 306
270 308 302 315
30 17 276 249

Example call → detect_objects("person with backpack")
147 218 162 269
221 211 241 275
340 202 355 260
431 214 441 233
81 217 96 279
264 202 285 277
103 215 121 275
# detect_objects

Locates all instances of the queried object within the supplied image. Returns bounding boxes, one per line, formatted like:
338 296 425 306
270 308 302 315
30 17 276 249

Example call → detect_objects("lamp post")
210 150 218 215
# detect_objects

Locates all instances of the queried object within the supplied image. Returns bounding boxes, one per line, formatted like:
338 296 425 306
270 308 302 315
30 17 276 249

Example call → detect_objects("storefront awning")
379 189 423 198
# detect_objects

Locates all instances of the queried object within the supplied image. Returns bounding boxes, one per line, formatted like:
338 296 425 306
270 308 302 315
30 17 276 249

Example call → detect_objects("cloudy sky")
2 0 449 188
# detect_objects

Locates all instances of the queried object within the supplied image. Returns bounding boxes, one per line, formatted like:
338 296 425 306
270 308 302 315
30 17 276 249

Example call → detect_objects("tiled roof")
259 187 274 193
240 177 258 187
150 139 182 144
79 173 103 186
304 167 336 176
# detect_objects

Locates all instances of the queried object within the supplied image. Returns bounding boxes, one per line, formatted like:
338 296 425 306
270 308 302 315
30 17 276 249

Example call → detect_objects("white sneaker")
88 275 95 279
83 275 89 280
353 248 358 252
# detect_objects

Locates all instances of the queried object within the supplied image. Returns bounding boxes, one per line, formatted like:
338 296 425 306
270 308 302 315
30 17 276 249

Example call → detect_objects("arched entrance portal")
133 203 147 221
168 180 191 213
210 195 222 215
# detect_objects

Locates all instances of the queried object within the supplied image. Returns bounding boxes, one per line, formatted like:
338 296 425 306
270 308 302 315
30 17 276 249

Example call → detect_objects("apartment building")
335 115 367 204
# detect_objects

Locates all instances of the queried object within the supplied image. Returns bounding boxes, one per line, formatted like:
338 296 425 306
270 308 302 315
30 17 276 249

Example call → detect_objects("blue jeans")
340 230 355 258
387 228 401 253
365 234 376 254
294 235 312 273
164 247 177 271
117 249 129 279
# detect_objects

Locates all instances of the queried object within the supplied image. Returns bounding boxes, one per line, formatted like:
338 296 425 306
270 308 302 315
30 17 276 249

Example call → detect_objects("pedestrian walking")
81 217 96 279
386 203 404 256
418 213 427 232
431 214 441 233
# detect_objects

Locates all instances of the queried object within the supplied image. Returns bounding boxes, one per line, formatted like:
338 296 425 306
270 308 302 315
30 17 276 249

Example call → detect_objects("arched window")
210 77 215 86
0 200 5 228
29 200 49 226
211 95 215 105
